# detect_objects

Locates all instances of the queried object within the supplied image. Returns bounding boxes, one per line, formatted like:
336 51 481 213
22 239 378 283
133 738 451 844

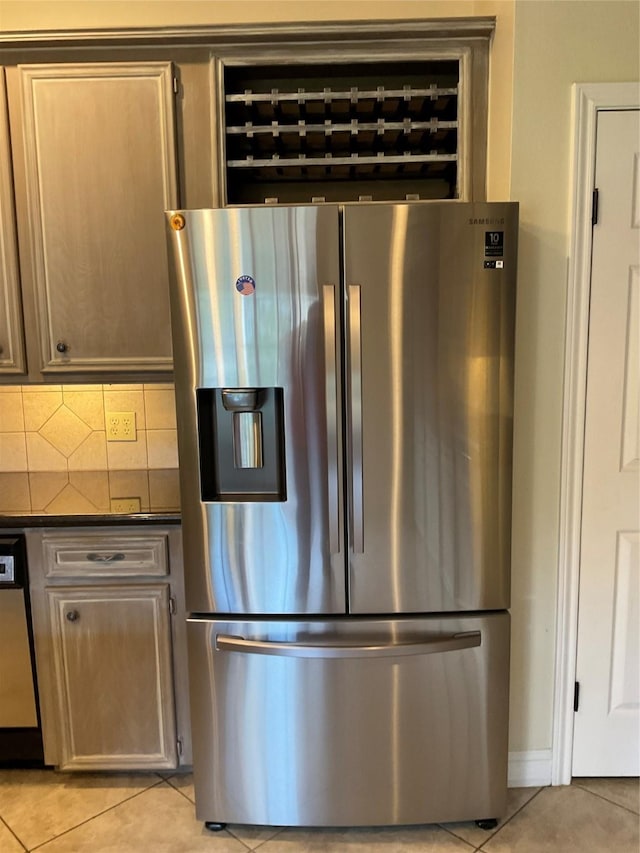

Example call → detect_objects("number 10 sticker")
485 231 504 258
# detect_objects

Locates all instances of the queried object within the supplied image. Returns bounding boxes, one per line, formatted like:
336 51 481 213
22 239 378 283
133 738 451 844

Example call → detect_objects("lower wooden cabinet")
27 526 191 771
47 584 177 770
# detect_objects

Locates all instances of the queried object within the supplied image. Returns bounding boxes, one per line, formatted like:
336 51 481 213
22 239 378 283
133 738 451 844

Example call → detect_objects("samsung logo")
468 217 505 225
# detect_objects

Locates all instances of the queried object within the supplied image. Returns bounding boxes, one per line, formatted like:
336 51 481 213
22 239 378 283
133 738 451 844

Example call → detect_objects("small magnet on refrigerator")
236 275 256 296
170 213 185 231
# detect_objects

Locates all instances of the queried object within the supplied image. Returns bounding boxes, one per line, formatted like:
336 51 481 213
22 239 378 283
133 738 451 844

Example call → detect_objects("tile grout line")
439 822 487 849
0 813 28 852
203 825 254 853
570 782 640 817
161 779 258 852
24 428 69 471
441 786 547 849
61 387 103 433
246 830 286 852
225 830 256 853
162 776 195 806
233 826 289 852
26 775 168 852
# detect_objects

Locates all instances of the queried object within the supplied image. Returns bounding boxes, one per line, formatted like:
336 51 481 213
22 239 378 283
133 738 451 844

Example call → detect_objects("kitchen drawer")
42 532 169 579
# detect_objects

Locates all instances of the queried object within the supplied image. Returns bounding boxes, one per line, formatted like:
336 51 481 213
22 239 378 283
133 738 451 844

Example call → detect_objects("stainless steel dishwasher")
0 535 44 765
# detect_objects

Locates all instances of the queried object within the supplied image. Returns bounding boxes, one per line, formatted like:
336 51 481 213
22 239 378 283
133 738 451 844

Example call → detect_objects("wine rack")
223 62 460 204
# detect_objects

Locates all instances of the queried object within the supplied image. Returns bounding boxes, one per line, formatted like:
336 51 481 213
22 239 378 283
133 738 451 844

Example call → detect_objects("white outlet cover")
106 411 137 441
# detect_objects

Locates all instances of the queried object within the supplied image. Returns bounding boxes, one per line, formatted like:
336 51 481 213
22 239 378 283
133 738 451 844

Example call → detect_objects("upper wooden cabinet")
0 69 26 374
18 62 178 374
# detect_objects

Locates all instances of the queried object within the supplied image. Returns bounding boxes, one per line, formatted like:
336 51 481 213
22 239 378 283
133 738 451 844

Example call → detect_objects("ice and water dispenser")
196 387 286 501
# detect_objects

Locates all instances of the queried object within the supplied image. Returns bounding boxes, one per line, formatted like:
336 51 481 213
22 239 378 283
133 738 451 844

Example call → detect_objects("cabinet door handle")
65 609 80 622
56 341 69 354
86 552 126 563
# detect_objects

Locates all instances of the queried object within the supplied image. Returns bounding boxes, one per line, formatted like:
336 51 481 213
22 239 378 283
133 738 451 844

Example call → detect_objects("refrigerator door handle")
348 284 364 554
215 631 481 659
323 284 340 554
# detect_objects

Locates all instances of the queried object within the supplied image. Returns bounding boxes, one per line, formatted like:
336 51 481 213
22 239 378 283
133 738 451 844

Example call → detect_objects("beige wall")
509 0 640 752
0 0 505 27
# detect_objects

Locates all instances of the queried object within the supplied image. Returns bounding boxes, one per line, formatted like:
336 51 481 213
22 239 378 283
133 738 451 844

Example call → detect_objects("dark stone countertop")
0 512 181 528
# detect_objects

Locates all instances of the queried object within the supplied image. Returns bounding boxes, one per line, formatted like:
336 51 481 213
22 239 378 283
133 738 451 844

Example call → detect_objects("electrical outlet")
106 411 137 441
110 497 141 513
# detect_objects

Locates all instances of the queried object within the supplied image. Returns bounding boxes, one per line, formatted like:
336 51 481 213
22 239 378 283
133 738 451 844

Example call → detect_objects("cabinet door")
0 68 26 374
47 584 177 770
19 62 177 373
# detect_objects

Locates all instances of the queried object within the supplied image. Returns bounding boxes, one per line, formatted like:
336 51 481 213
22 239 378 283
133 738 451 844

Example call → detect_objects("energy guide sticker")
485 231 504 257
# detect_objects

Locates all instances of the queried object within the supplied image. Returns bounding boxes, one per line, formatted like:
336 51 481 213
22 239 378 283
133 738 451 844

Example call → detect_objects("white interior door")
572 108 640 776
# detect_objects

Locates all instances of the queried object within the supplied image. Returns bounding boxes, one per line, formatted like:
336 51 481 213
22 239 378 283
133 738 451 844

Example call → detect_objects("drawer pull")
216 631 482 659
66 609 80 622
86 552 126 563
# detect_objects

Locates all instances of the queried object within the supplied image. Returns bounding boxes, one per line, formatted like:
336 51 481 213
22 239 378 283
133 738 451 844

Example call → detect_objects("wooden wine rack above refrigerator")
221 61 465 205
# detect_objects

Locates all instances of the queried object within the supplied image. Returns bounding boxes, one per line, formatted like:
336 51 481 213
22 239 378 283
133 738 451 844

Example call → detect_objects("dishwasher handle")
215 631 481 659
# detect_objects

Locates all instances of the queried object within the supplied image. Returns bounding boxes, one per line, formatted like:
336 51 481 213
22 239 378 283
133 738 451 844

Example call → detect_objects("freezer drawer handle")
215 630 481 659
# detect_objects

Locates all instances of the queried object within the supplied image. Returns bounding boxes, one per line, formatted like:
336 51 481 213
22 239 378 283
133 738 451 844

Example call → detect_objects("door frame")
552 81 640 785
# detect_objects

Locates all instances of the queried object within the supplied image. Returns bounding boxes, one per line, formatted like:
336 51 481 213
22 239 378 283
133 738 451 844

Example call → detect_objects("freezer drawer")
187 612 510 827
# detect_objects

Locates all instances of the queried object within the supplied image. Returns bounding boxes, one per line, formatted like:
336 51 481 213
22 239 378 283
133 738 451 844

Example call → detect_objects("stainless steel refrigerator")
165 201 518 829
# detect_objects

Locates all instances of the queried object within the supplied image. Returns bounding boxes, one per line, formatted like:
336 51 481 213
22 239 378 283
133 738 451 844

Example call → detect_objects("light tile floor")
0 770 637 852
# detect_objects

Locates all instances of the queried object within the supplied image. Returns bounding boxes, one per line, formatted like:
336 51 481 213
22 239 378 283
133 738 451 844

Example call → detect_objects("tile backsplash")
0 384 180 514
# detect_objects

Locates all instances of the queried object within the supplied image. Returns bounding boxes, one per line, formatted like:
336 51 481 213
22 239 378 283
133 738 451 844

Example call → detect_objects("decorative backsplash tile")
147 429 180 469
23 388 63 431
144 389 178 429
0 433 27 471
106 430 149 470
25 432 67 471
39 404 91 457
0 384 181 514
0 392 24 431
0 472 31 512
29 472 70 510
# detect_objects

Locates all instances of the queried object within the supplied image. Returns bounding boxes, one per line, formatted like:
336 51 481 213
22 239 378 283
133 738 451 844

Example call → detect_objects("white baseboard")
508 749 553 788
